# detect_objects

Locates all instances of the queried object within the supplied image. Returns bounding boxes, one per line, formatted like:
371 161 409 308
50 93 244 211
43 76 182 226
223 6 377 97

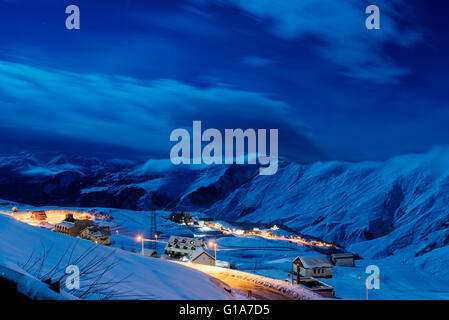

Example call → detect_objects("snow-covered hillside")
1 148 449 281
204 148 449 280
0 213 241 300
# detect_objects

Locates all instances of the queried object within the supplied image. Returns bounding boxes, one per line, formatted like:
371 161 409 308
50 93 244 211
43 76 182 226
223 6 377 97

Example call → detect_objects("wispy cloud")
242 56 276 67
198 0 423 84
0 60 323 161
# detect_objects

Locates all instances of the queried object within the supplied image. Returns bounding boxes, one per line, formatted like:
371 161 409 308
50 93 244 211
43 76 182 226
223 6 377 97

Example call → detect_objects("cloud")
0 60 324 162
198 0 423 84
242 56 276 67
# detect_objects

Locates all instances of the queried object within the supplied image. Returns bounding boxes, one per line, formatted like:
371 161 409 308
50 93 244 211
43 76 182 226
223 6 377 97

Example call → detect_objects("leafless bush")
20 240 146 300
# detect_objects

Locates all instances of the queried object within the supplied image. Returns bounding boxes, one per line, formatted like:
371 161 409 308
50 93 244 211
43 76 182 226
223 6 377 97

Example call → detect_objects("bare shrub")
20 240 147 300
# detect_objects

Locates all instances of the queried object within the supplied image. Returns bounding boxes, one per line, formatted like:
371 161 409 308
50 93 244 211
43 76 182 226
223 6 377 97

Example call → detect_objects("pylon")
149 208 157 251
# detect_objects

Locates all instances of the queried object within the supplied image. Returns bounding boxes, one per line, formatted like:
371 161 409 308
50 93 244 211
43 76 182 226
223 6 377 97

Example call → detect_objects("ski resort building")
54 219 93 237
31 210 47 221
79 225 111 245
169 212 194 225
293 255 333 278
189 248 215 266
331 253 355 267
64 213 76 222
163 236 205 260
52 213 112 246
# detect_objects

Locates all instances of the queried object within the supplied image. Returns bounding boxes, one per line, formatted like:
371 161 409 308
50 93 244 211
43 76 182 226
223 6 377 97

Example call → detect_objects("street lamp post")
137 235 144 256
208 241 217 266
137 234 163 256
358 276 369 300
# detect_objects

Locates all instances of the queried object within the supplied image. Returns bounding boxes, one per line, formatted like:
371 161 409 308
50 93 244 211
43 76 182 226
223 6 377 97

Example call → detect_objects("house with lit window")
79 225 111 245
31 210 47 221
54 219 93 237
169 212 194 225
163 236 205 260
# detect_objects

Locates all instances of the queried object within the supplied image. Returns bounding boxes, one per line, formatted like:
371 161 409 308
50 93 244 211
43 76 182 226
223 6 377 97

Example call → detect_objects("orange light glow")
204 221 337 249
9 209 96 228
208 241 216 247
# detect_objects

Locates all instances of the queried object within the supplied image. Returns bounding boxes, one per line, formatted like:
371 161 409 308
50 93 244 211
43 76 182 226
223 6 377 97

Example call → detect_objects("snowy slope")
0 213 242 300
204 148 449 280
1 148 449 281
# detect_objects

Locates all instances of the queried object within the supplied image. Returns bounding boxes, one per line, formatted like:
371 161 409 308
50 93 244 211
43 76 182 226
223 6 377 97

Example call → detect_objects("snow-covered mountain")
1 148 449 279
204 148 449 279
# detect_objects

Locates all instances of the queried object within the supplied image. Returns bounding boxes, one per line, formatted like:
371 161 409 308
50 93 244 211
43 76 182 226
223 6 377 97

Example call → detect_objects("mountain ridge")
1 148 448 279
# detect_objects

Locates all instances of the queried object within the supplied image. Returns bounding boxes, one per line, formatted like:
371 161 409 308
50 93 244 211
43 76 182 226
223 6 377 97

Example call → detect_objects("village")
4 205 360 299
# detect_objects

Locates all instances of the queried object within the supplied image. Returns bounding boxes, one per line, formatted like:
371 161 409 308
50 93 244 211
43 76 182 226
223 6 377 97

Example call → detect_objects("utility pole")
149 207 157 251
291 257 294 285
366 282 369 300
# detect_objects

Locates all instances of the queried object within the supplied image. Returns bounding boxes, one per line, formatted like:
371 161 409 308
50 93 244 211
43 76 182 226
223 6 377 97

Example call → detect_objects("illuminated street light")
208 241 217 266
136 235 144 255
136 234 163 256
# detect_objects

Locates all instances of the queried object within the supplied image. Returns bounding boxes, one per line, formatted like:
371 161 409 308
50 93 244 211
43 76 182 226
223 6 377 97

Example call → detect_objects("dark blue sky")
0 0 448 162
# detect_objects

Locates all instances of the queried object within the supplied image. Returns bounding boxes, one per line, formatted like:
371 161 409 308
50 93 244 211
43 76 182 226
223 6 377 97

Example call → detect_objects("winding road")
179 262 320 300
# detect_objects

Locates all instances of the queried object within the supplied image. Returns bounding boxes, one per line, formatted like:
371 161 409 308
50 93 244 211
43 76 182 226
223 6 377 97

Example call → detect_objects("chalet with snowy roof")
31 210 47 221
293 255 333 279
54 219 93 237
331 253 355 267
79 225 111 245
189 248 215 266
163 236 205 260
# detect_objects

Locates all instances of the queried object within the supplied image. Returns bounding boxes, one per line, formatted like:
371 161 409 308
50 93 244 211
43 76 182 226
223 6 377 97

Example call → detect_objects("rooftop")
331 253 354 259
56 221 75 227
189 248 214 262
295 255 332 269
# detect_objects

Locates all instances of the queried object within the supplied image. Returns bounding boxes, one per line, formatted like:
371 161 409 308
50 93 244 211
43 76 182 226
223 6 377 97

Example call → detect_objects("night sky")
0 0 448 162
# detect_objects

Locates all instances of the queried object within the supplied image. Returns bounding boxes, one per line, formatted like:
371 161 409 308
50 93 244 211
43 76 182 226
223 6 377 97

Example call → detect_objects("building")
189 248 215 266
54 221 77 236
169 212 194 225
54 219 93 237
293 255 333 279
298 277 335 298
31 210 47 221
331 253 355 267
79 225 111 245
63 213 77 222
164 236 204 260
